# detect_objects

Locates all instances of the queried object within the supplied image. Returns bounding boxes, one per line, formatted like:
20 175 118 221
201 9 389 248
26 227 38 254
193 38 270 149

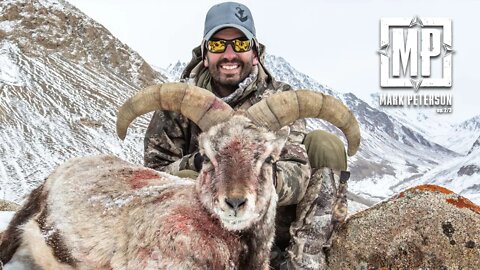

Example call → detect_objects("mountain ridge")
0 0 164 201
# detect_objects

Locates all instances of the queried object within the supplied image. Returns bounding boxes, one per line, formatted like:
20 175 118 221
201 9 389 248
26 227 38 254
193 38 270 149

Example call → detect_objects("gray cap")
203 2 256 41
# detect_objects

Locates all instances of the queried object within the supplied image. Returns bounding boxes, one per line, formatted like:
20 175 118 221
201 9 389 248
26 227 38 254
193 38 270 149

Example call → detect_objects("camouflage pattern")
280 169 349 270
144 43 349 269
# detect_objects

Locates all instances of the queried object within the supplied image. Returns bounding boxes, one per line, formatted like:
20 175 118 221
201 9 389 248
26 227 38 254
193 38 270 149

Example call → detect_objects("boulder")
328 184 480 269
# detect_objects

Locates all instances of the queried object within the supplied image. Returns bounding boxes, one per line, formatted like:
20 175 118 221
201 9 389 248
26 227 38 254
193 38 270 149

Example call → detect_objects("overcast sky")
67 0 480 122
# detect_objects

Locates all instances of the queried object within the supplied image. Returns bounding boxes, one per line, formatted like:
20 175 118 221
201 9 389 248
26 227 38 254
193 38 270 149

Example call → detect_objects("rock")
457 164 480 177
0 200 19 211
327 184 480 269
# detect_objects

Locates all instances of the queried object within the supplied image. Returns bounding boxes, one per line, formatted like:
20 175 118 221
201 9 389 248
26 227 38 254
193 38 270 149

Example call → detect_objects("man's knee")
303 130 347 170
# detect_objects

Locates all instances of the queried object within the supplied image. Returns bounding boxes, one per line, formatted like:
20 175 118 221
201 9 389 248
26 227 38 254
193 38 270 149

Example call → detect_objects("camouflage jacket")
144 44 311 206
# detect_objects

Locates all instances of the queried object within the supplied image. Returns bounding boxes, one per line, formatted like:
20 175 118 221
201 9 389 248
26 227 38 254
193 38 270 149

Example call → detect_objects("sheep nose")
225 197 247 211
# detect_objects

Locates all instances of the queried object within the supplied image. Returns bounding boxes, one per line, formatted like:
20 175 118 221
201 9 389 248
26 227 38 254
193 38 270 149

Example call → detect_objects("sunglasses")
206 38 254 53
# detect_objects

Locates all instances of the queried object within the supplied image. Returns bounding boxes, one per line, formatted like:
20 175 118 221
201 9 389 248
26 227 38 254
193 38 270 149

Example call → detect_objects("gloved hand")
303 130 347 170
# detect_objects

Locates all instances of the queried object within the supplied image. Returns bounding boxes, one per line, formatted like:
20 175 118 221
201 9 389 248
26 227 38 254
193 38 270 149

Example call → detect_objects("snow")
0 211 15 231
370 94 480 155
0 42 25 86
0 21 17 33
430 116 480 155
393 149 480 202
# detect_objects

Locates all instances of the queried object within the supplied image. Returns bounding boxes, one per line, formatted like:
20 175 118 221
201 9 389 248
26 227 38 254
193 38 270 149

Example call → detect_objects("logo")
235 7 248 22
379 17 453 90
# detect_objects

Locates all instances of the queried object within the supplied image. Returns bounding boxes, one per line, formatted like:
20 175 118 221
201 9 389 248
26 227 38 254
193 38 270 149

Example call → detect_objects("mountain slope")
369 94 480 155
393 147 480 203
0 0 164 202
436 115 480 155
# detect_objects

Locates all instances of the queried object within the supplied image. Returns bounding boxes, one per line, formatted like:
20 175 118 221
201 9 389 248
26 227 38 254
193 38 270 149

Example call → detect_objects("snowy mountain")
442 115 480 154
370 94 480 156
394 147 480 204
166 56 478 204
0 0 164 202
469 135 480 155
0 0 478 206
162 61 187 81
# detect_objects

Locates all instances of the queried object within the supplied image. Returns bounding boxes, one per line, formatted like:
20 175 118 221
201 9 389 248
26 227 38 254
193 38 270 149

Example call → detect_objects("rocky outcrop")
328 185 480 269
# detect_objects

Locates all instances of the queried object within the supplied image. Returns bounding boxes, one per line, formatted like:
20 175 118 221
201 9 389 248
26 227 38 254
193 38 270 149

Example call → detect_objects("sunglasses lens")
207 40 226 53
207 39 253 53
234 39 251 52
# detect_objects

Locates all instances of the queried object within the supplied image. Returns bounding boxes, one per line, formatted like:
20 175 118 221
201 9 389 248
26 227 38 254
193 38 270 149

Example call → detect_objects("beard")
208 58 254 91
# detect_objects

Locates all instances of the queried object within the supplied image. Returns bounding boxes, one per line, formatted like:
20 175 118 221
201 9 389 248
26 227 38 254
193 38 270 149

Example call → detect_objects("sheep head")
196 115 288 230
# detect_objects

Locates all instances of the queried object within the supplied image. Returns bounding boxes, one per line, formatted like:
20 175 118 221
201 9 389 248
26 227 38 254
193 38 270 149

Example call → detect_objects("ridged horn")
116 83 234 140
245 90 360 156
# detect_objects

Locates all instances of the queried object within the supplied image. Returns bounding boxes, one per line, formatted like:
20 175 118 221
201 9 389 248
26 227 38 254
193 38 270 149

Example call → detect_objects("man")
144 2 349 269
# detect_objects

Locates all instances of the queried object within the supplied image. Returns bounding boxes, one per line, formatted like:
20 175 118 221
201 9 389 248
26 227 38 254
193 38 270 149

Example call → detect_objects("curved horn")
116 83 234 140
245 90 360 156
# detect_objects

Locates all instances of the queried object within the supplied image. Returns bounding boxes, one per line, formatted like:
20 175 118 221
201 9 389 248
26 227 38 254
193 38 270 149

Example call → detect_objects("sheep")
0 83 360 269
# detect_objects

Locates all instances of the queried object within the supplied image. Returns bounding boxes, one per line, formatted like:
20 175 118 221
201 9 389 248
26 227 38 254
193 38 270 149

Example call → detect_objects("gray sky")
67 0 480 122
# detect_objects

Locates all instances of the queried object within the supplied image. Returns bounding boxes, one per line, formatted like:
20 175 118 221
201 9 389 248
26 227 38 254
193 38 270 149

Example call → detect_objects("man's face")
203 28 258 90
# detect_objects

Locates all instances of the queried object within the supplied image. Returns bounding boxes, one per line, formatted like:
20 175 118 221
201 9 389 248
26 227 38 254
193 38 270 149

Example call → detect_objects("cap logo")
235 7 248 22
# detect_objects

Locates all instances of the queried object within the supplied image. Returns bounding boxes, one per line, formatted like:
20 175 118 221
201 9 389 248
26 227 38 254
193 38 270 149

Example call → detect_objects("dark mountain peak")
468 135 480 155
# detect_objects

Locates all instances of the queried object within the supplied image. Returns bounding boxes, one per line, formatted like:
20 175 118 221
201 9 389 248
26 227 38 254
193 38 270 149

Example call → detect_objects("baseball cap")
203 2 256 42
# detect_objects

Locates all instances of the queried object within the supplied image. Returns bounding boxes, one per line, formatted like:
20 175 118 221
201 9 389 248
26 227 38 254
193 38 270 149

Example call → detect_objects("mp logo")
379 17 453 91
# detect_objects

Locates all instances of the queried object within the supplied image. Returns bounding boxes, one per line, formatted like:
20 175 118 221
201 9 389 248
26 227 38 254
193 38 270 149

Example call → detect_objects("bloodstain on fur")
218 138 262 183
137 247 160 262
210 98 229 110
220 138 258 157
160 204 245 269
129 169 160 189
152 190 176 204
